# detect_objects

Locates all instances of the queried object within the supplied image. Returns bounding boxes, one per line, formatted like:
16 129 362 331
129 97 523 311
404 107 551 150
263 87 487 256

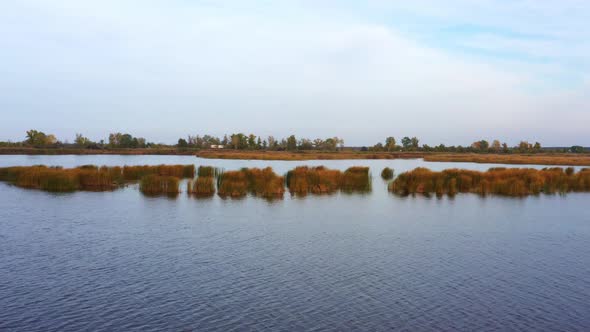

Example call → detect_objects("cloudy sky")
1 0 589 146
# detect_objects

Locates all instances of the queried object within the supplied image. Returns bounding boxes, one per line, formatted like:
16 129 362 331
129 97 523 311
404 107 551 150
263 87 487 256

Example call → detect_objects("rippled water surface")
1 155 589 331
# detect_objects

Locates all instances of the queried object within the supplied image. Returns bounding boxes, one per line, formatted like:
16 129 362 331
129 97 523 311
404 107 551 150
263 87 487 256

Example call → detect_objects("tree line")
0 130 587 154
178 134 344 151
368 137 554 154
0 130 154 149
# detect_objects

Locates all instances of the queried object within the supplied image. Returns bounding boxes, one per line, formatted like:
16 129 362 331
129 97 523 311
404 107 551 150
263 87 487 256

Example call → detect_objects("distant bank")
2 147 590 166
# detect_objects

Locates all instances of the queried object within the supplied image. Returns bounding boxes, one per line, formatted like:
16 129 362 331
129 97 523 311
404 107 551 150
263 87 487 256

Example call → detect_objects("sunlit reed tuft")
389 167 590 197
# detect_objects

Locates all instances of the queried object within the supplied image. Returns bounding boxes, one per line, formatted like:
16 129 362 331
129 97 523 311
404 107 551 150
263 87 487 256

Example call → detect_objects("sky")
1 0 589 146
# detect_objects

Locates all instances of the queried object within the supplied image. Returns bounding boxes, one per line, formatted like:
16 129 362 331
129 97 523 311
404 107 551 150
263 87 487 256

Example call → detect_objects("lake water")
1 155 589 331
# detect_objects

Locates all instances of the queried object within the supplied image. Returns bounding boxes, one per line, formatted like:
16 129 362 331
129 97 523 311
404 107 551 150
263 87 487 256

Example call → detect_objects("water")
1 155 589 331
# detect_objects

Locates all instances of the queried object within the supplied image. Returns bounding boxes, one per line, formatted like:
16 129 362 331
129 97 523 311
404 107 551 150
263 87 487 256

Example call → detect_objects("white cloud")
0 0 588 145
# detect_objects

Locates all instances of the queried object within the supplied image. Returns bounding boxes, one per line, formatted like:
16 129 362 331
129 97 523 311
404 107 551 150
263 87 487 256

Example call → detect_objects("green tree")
247 134 257 149
287 135 297 151
177 138 188 148
26 129 47 146
401 137 411 149
385 137 397 151
75 133 91 147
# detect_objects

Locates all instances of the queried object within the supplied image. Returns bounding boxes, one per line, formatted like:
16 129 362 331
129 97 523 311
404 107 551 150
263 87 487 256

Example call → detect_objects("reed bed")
139 175 180 195
341 167 372 192
77 168 119 190
217 169 249 197
217 167 285 198
390 167 590 197
122 164 195 180
245 167 285 198
187 177 216 197
0 164 192 192
0 165 118 192
197 166 221 177
424 154 590 166
286 166 343 195
381 167 394 180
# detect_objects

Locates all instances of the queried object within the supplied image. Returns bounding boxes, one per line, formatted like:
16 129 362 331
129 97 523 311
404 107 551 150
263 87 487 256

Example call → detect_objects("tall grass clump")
389 167 590 197
381 167 394 180
0 164 195 193
12 166 78 192
424 153 590 166
216 167 285 198
140 175 180 195
245 167 285 198
217 170 249 197
197 166 220 177
286 166 342 195
76 168 117 190
187 176 216 197
341 167 371 192
123 164 195 180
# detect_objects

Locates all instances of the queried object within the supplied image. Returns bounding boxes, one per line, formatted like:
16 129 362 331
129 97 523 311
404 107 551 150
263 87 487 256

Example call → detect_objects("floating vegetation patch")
76 168 119 190
139 175 180 195
0 165 115 192
381 167 394 180
197 166 220 178
286 166 342 195
123 165 195 180
217 167 285 198
0 164 189 193
341 167 371 193
245 167 285 198
187 177 216 197
217 169 249 198
389 167 590 197
424 154 590 166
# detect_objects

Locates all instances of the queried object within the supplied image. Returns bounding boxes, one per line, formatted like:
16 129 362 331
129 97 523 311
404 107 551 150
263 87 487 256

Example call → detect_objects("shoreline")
1 148 590 166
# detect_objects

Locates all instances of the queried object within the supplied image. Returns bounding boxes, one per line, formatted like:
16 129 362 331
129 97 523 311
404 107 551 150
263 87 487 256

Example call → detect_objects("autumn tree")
410 137 420 149
491 140 501 153
75 133 92 147
26 130 57 146
286 135 297 151
401 137 411 150
385 137 397 151
177 138 188 148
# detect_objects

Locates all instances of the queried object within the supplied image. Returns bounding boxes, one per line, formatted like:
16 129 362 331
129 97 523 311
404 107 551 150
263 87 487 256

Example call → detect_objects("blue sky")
1 0 589 146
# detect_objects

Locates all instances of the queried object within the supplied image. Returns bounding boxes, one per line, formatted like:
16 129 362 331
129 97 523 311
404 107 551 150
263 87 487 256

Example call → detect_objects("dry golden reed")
123 164 195 180
286 166 342 195
390 167 590 197
139 175 180 195
424 154 590 166
217 169 249 197
217 167 285 198
0 164 193 193
381 167 394 180
187 176 216 197
341 167 371 192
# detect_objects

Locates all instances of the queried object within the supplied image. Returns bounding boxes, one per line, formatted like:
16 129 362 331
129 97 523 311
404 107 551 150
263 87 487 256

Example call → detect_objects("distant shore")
0 147 198 155
2 147 590 166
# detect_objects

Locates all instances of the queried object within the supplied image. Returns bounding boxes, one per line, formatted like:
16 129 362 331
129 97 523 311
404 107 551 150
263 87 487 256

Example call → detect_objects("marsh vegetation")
390 167 590 197
286 166 372 195
381 167 394 180
139 175 180 195
0 164 194 193
217 167 284 198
